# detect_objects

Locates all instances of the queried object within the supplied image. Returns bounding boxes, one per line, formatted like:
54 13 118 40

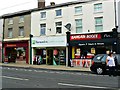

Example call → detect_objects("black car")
90 54 120 75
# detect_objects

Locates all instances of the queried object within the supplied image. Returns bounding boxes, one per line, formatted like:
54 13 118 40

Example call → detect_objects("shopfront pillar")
30 34 33 64
112 27 118 53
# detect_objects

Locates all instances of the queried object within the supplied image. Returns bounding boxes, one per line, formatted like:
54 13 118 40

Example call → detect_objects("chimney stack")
50 2 55 6
38 0 45 8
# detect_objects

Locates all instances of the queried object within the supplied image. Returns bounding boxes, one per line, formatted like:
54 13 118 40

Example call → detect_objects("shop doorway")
47 49 53 65
6 48 17 63
34 48 46 65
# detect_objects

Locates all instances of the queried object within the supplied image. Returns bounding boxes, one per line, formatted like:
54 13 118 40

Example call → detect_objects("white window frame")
8 28 13 38
8 18 13 25
56 22 62 34
40 24 46 35
40 12 46 19
75 19 82 33
56 9 62 17
19 16 24 23
94 3 102 13
19 27 24 37
75 6 82 14
95 17 103 31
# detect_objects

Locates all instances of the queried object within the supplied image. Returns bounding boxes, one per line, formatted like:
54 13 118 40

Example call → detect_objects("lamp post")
66 31 72 67
29 34 33 64
65 23 72 67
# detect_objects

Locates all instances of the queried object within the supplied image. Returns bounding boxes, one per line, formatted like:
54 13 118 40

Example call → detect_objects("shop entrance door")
47 49 53 65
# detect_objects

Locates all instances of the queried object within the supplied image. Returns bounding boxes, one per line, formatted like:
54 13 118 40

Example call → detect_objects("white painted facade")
31 0 116 36
0 19 3 62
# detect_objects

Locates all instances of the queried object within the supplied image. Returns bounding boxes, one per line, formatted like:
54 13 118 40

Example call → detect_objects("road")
1 66 120 89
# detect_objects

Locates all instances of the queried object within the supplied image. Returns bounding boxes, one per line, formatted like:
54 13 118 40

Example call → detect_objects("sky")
0 0 76 16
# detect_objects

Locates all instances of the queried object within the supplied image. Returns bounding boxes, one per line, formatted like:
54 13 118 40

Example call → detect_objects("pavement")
0 62 91 72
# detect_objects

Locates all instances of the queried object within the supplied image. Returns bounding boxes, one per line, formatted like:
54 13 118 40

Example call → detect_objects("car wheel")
96 67 103 75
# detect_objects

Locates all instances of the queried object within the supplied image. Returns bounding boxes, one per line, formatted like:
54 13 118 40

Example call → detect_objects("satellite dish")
65 23 71 31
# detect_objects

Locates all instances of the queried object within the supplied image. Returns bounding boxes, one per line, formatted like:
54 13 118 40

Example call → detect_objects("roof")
1 0 98 18
1 9 31 18
31 0 93 12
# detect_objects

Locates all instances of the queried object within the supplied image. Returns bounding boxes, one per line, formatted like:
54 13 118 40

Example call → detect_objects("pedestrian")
106 52 116 76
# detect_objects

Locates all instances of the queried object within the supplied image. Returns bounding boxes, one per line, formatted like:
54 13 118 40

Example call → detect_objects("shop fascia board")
3 38 29 42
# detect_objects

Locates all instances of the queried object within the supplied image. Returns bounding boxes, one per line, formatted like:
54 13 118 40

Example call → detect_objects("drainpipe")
114 0 117 27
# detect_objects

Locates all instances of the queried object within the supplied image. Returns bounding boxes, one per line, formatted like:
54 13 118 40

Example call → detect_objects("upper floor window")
40 24 46 35
75 6 82 14
56 22 62 34
75 19 82 33
8 18 13 25
19 27 24 36
95 17 103 31
94 3 102 12
8 28 13 38
19 16 24 23
56 9 62 16
40 12 46 19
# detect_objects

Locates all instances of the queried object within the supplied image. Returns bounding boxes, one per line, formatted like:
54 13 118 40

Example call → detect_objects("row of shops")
3 31 120 67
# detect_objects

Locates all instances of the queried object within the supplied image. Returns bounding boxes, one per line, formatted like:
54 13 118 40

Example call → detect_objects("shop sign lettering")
103 34 112 38
78 42 104 46
6 44 16 47
32 40 48 44
70 34 101 40
36 40 48 44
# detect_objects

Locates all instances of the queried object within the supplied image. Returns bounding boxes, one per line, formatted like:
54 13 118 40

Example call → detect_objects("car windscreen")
93 55 104 61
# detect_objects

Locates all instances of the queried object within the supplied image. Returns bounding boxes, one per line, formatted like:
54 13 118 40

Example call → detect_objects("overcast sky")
0 0 76 16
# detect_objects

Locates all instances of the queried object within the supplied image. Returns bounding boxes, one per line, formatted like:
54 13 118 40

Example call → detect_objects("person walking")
106 52 116 76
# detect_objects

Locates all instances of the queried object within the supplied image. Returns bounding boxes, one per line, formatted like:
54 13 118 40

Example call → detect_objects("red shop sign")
70 34 101 40
6 44 17 47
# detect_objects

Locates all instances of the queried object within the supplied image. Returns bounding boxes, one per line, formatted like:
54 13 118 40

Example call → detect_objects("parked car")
90 54 120 75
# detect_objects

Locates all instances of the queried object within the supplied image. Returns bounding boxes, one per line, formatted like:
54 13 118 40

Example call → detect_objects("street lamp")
29 34 33 64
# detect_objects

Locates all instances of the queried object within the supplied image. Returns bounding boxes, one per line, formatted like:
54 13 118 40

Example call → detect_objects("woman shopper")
106 52 116 76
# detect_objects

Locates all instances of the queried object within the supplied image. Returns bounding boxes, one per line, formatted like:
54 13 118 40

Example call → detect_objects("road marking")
28 70 32 72
1 76 29 81
24 69 27 71
58 83 110 89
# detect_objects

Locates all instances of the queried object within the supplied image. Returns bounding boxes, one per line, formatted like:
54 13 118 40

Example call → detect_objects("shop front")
68 32 118 67
3 40 29 64
32 35 67 65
